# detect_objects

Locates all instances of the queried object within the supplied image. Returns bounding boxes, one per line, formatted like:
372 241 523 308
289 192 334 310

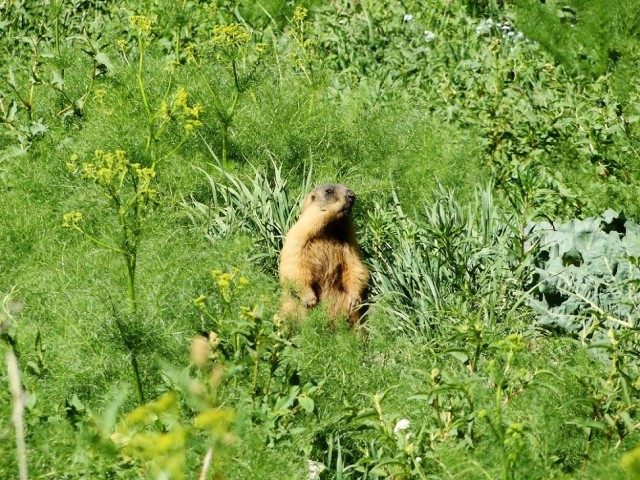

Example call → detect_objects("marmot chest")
303 237 350 286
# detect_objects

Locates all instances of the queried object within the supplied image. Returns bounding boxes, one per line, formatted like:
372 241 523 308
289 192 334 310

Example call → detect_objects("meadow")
1 0 640 478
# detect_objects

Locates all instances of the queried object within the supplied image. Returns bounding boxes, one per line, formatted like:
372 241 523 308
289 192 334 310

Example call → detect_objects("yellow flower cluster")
174 87 203 131
157 87 203 134
288 7 314 52
211 268 248 290
212 23 250 49
196 268 249 305
62 211 83 228
67 150 157 202
129 15 154 35
293 7 308 23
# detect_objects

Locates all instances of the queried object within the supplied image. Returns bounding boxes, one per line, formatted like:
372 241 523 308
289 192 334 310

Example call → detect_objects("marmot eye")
325 188 333 195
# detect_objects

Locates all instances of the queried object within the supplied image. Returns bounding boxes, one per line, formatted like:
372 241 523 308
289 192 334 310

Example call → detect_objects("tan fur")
279 184 369 326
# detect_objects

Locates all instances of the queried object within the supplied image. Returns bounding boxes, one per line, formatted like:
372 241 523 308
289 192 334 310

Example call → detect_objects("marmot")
279 184 369 326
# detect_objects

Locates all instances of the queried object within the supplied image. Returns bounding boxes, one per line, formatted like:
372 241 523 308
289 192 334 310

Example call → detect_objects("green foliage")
3 0 640 479
194 268 322 450
530 210 640 335
365 184 523 333
511 0 640 98
186 162 313 274
313 0 640 215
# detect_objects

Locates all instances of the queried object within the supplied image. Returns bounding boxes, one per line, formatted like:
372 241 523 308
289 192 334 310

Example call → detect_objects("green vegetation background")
1 0 640 479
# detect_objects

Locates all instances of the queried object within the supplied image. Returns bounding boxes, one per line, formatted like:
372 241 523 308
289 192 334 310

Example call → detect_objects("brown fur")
279 184 369 326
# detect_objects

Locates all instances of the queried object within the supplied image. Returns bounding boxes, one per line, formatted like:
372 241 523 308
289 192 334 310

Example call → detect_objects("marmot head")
302 183 356 219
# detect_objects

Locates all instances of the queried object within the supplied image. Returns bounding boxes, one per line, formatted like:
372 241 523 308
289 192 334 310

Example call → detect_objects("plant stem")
6 351 28 480
252 336 260 396
130 351 145 403
581 425 594 470
198 447 214 480
222 124 228 164
54 0 62 57
127 255 137 316
136 36 154 155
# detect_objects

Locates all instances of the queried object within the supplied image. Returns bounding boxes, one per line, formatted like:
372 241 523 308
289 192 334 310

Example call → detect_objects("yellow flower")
66 154 79 173
63 211 83 228
158 101 170 121
293 7 308 22
129 15 154 35
184 118 203 134
175 87 189 108
188 102 203 119
193 295 207 307
212 24 250 49
94 89 106 102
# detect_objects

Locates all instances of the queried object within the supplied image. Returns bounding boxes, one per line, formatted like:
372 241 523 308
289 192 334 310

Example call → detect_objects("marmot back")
279 184 369 326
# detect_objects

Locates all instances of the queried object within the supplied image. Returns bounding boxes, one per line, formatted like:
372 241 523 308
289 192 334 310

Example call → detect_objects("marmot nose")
346 190 356 201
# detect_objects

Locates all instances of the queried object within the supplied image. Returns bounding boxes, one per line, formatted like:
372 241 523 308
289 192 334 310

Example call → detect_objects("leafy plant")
64 149 157 402
184 161 313 274
365 184 522 333
194 267 321 447
529 210 640 336
564 329 640 469
104 358 236 479
343 392 429 479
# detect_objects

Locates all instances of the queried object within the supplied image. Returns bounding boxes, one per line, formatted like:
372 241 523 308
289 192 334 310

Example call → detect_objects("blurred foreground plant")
1 289 28 480
106 359 235 479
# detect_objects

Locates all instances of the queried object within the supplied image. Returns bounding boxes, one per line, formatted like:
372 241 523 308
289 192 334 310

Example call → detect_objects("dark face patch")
312 184 356 213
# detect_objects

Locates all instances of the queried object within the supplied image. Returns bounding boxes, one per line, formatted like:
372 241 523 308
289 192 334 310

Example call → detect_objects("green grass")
512 0 640 100
1 0 640 479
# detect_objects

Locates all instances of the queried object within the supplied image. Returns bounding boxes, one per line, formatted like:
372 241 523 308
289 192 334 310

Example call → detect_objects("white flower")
307 460 325 480
416 456 422 463
515 31 524 40
476 18 494 35
403 14 413 22
423 30 436 42
394 418 411 433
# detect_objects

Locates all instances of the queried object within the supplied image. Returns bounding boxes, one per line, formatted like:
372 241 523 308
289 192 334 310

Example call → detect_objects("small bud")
63 211 83 228
190 336 210 368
